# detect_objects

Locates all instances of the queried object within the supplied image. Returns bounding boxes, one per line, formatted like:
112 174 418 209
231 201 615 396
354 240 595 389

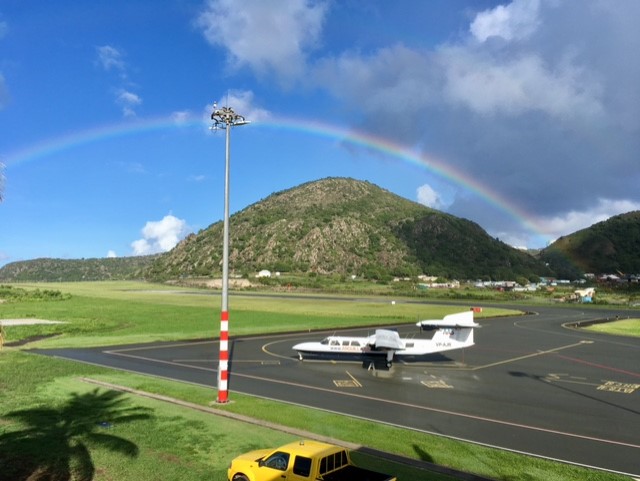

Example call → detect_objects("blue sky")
1 0 639 267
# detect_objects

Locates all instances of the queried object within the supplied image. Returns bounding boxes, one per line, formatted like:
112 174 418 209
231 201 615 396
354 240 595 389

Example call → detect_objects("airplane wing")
373 329 404 350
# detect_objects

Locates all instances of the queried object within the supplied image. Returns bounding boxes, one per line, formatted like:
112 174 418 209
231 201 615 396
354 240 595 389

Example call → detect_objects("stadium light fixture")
210 103 249 403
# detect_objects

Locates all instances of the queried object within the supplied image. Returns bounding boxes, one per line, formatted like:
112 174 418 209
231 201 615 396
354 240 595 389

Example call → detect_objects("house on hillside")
575 287 595 303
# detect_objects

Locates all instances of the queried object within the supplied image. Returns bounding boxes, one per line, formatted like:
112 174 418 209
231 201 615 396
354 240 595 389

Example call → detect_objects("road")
34 303 640 477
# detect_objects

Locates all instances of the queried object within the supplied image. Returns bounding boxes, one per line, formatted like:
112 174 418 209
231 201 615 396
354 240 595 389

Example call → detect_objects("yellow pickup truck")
228 440 397 481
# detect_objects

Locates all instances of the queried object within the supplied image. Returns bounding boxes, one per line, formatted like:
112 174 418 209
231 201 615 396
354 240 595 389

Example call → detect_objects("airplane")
292 310 479 367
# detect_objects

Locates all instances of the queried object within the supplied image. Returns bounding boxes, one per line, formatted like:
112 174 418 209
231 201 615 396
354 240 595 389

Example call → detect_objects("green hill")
145 177 551 281
541 211 640 277
0 256 157 282
1 178 561 283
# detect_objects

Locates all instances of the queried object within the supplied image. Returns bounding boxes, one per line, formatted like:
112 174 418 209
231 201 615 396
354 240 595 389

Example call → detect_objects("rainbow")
2 113 549 241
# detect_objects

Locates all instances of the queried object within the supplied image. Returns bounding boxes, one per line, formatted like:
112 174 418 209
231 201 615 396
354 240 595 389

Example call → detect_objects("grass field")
585 318 640 337
0 281 633 481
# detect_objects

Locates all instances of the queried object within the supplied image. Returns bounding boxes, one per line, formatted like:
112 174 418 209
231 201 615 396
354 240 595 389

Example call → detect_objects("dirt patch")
0 319 65 326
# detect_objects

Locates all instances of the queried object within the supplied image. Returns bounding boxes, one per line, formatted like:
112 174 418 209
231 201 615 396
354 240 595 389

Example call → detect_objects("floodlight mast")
210 104 249 404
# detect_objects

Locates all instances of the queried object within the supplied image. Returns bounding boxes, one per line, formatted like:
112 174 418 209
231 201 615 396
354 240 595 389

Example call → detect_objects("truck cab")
228 439 396 481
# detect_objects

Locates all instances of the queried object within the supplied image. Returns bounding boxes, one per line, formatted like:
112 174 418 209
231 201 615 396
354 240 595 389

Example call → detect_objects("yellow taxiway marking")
333 371 363 388
421 378 454 389
597 381 640 394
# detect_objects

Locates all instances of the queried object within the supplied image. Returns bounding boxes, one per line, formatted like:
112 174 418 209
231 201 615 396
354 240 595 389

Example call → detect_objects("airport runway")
33 303 640 477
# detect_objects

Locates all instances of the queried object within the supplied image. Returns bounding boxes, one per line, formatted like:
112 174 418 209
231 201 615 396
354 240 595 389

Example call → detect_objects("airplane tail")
431 325 475 350
425 311 478 351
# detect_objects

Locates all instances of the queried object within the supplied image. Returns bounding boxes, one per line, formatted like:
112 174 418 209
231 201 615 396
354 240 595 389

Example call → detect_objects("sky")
1 0 639 267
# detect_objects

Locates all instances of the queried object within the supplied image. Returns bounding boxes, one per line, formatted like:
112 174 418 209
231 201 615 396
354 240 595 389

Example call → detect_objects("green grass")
585 318 640 337
0 282 632 481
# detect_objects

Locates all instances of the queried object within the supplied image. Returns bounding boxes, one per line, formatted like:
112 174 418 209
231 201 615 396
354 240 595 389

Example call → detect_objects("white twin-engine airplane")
293 310 479 367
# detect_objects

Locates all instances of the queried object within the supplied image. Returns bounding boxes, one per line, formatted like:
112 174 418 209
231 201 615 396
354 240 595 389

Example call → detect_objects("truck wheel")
232 474 249 481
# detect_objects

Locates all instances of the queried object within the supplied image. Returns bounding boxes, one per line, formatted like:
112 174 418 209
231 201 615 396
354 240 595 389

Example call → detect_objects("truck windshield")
263 451 290 471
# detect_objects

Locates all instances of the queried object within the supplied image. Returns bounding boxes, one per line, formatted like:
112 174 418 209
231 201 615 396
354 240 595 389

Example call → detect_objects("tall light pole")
210 103 249 403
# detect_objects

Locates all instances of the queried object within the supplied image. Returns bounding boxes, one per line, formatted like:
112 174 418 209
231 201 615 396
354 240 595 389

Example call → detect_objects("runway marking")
421 377 453 389
554 353 640 378
543 373 597 387
229 370 640 452
471 340 593 371
334 371 362 388
597 381 640 394
544 373 640 394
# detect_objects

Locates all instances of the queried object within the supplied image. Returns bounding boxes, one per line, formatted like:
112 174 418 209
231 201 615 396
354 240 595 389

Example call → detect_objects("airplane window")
330 340 340 346
320 338 329 345
351 341 360 346
405 342 414 348
342 340 350 346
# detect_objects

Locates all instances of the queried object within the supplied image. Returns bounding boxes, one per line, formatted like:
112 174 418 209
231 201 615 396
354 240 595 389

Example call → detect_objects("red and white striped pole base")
217 310 230 403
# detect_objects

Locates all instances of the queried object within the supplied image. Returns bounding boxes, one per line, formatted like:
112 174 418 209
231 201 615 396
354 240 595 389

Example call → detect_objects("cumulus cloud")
470 0 541 42
196 0 328 83
116 89 142 117
307 0 639 246
107 250 117 258
198 0 640 247
539 199 640 241
96 45 126 73
131 215 190 255
440 48 603 120
416 184 442 209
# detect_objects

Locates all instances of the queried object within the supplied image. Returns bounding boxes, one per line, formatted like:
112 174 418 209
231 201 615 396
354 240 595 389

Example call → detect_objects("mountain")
541 211 640 277
0 255 157 282
144 177 551 281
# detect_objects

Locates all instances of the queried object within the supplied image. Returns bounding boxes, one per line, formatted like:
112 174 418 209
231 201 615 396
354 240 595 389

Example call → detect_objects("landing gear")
386 352 394 368
297 352 304 361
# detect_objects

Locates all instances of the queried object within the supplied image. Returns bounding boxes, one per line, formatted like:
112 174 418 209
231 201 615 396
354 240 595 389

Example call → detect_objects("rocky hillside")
541 211 640 277
145 177 551 281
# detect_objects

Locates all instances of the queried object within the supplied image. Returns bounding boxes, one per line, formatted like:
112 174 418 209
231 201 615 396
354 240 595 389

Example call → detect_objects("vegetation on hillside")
542 211 640 277
0 256 157 283
145 178 551 282
2 179 638 284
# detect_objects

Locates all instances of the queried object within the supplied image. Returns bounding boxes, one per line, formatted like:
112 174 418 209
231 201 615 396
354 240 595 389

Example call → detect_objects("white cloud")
440 48 603 119
416 184 442 209
540 199 640 241
196 0 328 82
470 0 541 43
96 45 125 72
107 250 117 258
171 111 191 124
116 89 142 117
131 215 190 255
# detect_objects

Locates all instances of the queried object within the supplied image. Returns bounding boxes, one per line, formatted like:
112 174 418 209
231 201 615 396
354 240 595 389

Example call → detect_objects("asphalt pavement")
33 303 640 477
